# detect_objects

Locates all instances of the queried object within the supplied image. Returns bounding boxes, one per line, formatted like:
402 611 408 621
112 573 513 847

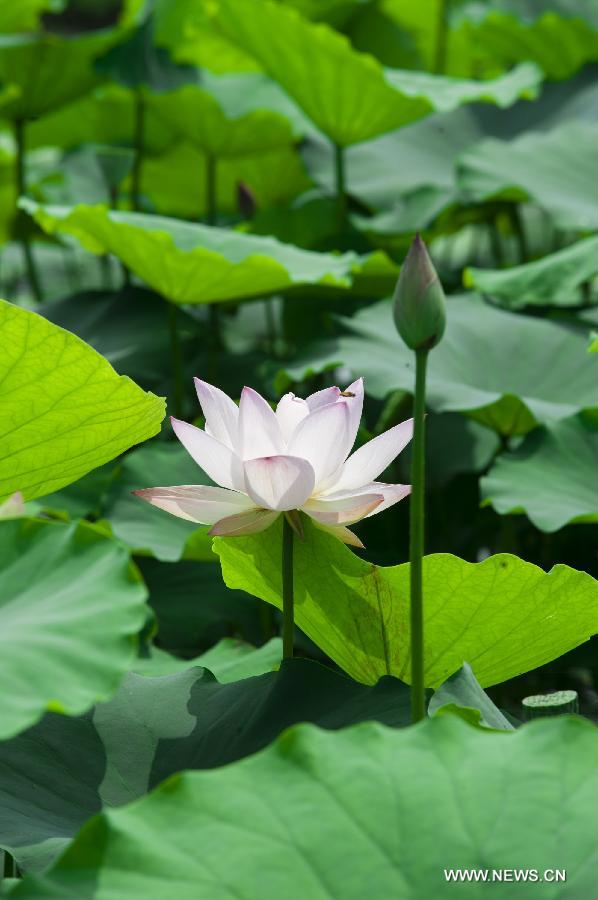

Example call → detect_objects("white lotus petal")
171 417 243 490
244 455 315 511
343 377 364 453
288 401 350 487
303 491 382 525
194 378 239 449
133 485 255 524
239 387 285 459
313 520 365 549
209 508 279 537
306 385 340 411
364 483 411 516
323 481 411 515
276 393 309 443
329 418 414 492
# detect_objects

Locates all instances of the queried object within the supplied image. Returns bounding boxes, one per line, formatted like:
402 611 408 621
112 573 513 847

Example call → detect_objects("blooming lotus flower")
134 378 413 548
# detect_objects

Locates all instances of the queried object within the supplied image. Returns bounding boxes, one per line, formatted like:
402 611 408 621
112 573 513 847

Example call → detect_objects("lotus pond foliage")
0 0 597 897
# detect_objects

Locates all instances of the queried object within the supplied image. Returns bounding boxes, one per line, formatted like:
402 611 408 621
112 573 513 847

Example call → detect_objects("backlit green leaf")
0 300 164 504
215 516 598 688
217 0 541 146
0 29 119 121
23 201 396 304
147 77 300 158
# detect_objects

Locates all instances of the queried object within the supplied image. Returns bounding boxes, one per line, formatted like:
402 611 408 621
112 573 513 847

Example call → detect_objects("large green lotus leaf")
481 415 598 532
133 637 282 680
216 516 598 688
303 106 478 210
0 0 63 31
0 518 147 741
13 715 598 898
103 442 212 562
285 295 598 435
94 16 197 92
23 201 395 304
283 0 373 26
0 659 409 873
0 29 120 121
0 300 164 504
135 142 311 220
384 63 542 111
465 235 598 309
153 0 261 72
28 85 177 156
458 122 598 230
385 0 598 80
148 83 295 158
217 0 540 147
451 0 598 80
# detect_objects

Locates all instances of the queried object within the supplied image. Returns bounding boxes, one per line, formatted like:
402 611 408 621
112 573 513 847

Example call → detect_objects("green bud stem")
409 347 428 722
14 119 43 303
282 514 295 659
334 143 347 232
131 90 145 213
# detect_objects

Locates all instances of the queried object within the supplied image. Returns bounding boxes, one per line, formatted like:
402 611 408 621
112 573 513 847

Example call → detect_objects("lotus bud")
237 181 257 220
393 234 446 351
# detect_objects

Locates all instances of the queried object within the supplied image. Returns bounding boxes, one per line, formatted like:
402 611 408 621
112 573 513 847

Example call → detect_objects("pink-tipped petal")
133 485 255 524
364 483 411 516
244 455 315 511
209 508 279 537
342 377 364 453
306 385 341 411
329 418 414 492
313 520 365 549
302 492 383 526
171 417 243 490
288 401 351 487
276 393 309 442
194 378 239 449
0 491 25 518
319 481 411 517
239 387 285 459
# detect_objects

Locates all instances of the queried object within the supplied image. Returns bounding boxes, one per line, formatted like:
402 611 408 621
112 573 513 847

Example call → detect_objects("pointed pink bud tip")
393 234 446 352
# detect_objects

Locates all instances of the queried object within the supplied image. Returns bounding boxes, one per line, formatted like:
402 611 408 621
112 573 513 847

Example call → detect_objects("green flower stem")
205 154 217 226
167 303 184 419
204 155 222 381
14 119 43 302
409 347 429 722
509 204 528 264
433 0 449 74
282 515 295 659
334 142 347 231
131 90 145 212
